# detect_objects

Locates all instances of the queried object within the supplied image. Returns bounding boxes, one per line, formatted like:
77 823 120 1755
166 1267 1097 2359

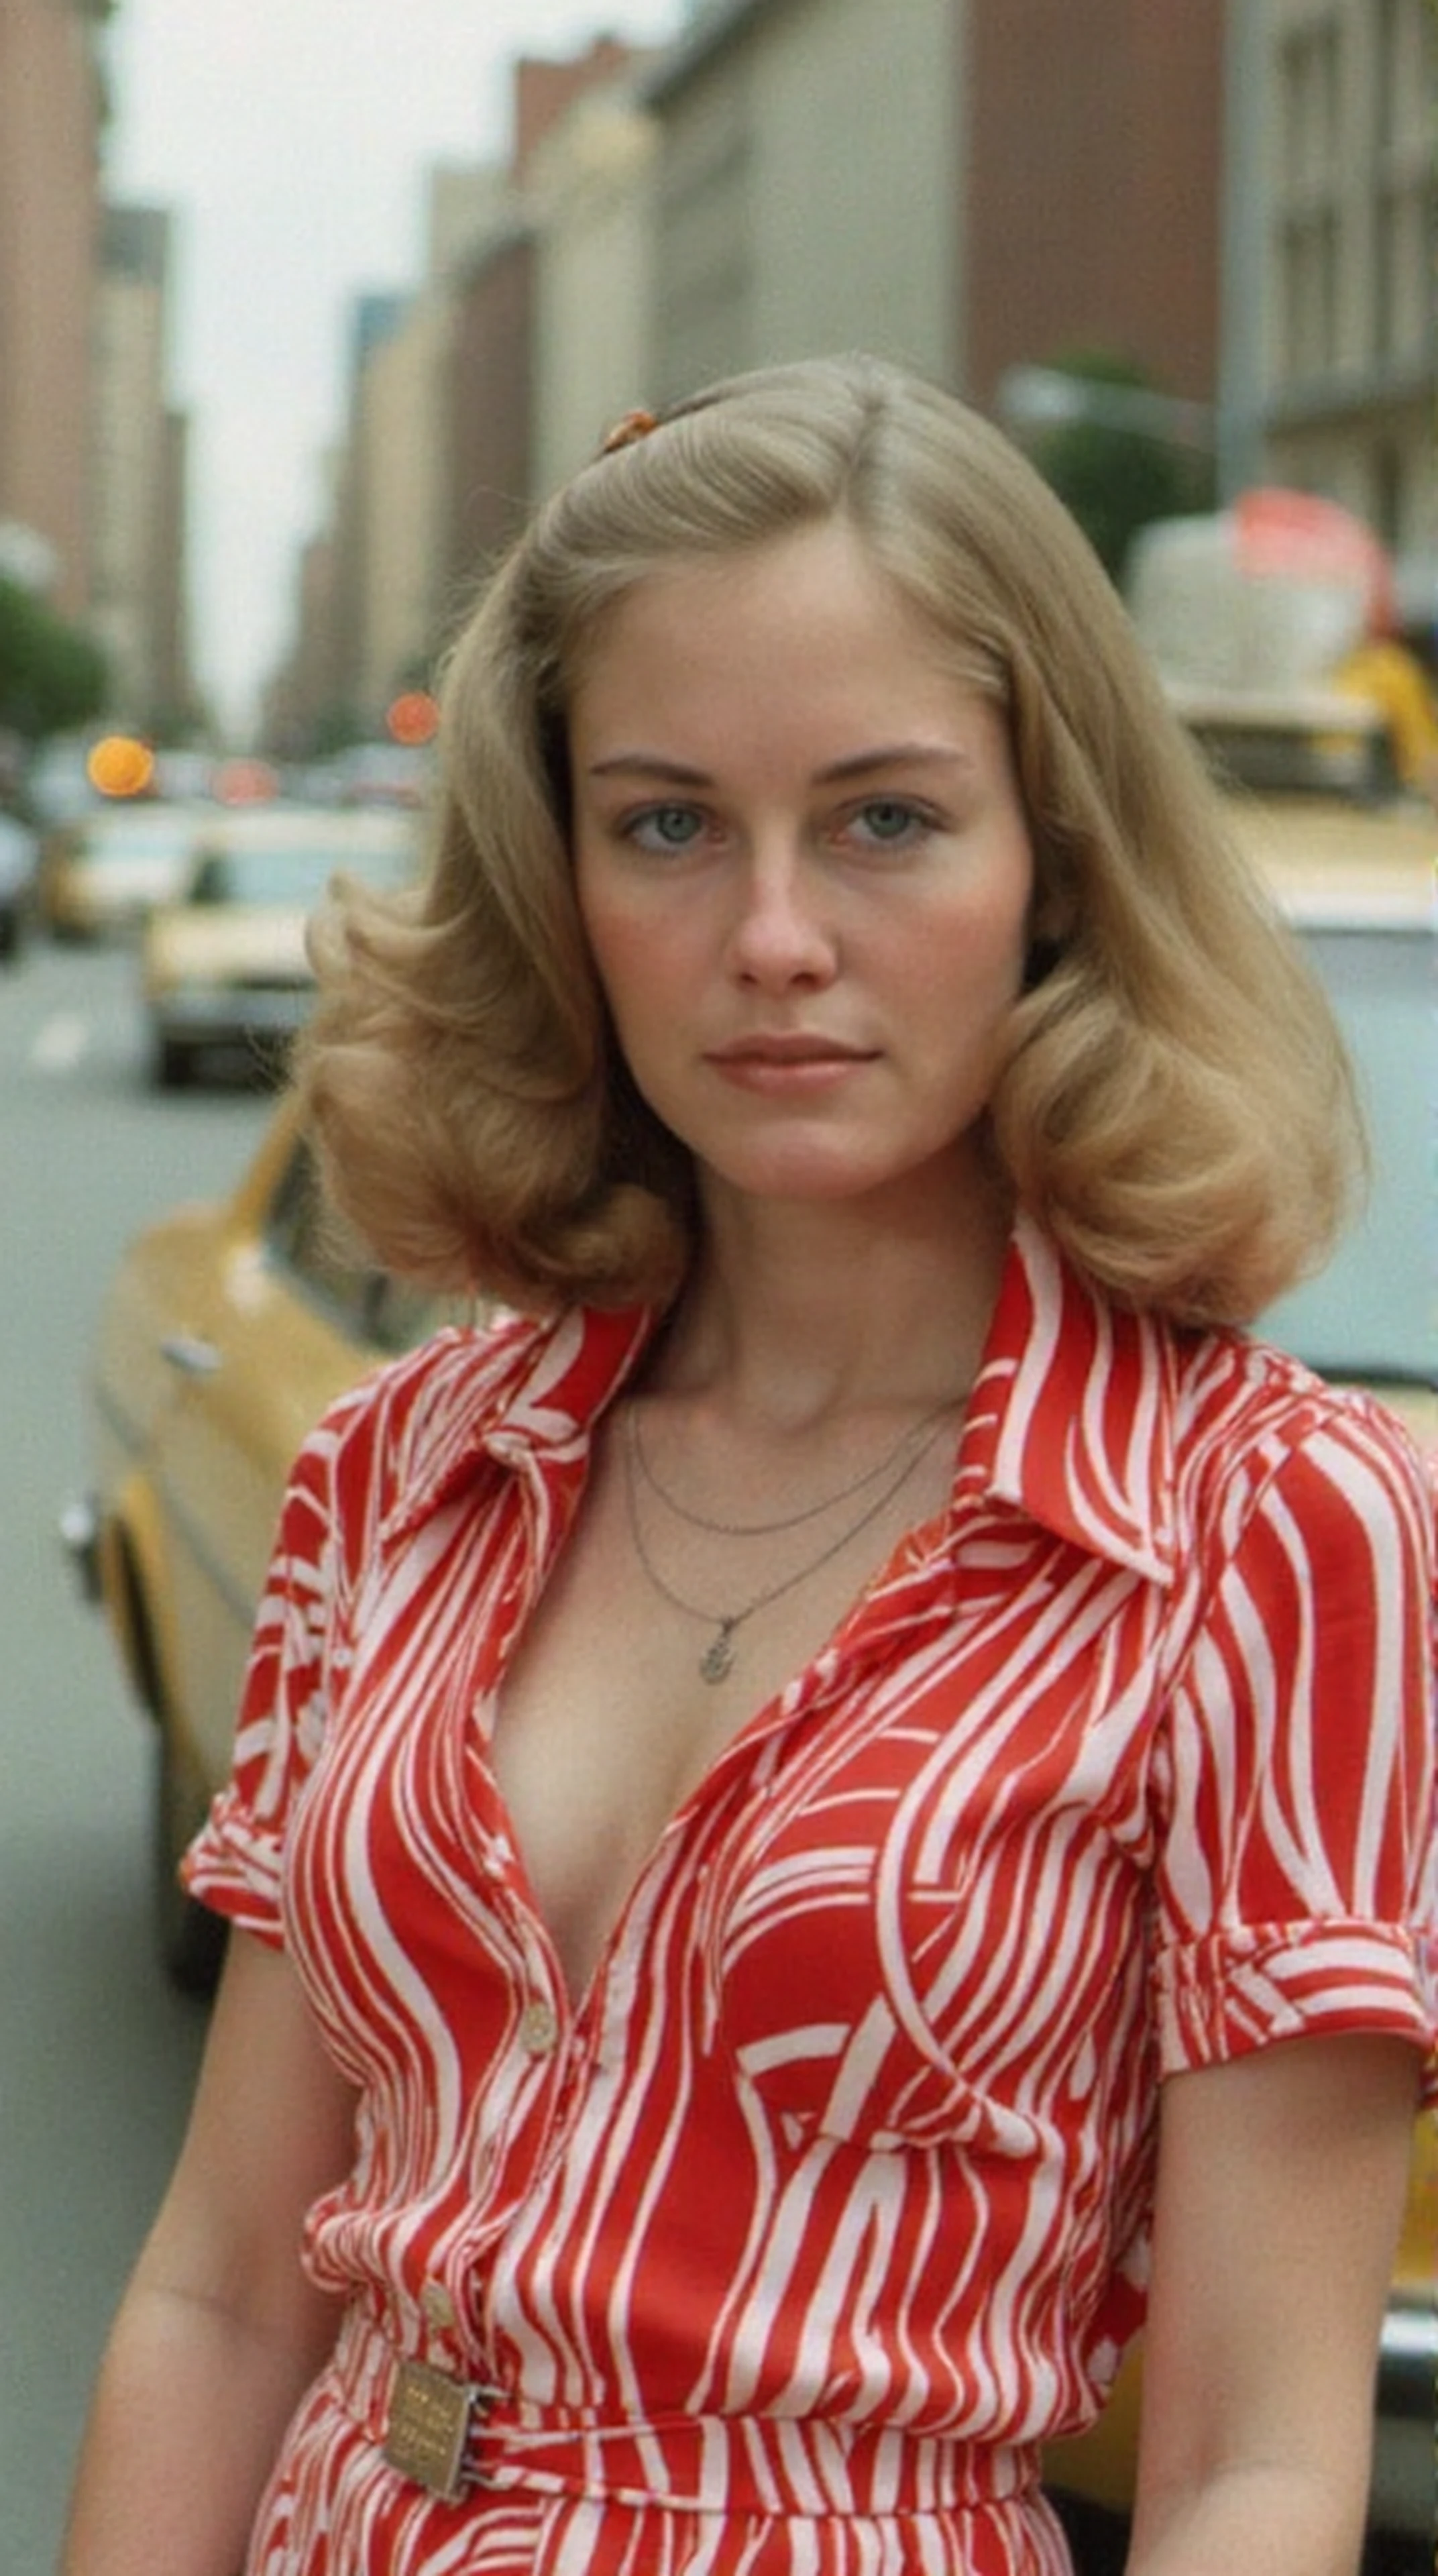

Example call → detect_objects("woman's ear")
1021 934 1064 992
1021 871 1072 990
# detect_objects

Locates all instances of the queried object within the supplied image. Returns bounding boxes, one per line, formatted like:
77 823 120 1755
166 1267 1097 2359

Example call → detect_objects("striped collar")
386 1218 1185 1587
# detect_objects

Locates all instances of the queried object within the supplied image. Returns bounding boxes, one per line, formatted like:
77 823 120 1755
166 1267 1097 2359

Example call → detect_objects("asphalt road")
0 934 270 2567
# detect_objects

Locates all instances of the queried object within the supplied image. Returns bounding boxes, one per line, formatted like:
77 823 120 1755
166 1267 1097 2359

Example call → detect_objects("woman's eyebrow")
586 753 712 784
816 743 977 783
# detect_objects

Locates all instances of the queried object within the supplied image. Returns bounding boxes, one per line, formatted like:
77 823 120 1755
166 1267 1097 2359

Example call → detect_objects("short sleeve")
1150 1395 1437 2100
182 1405 352 1947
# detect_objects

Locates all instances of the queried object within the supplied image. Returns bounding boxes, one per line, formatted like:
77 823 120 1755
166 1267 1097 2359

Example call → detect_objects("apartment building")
90 203 192 729
529 86 661 496
963 0 1225 417
1260 0 1435 579
0 0 105 617
645 0 958 399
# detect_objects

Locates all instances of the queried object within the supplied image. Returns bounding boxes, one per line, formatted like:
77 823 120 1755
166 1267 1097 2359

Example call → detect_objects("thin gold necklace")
620 1400 958 1684
628 1393 962 1538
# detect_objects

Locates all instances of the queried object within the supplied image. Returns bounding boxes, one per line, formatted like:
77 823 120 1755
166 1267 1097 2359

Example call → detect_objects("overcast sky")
106 0 686 737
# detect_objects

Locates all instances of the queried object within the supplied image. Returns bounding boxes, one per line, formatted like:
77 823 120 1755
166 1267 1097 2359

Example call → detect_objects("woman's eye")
627 803 706 854
848 798 928 849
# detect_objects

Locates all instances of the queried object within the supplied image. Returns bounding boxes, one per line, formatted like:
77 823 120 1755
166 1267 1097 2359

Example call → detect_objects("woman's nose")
726 848 837 987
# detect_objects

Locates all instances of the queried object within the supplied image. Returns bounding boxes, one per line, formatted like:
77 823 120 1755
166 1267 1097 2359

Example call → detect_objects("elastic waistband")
332 2309 1040 2516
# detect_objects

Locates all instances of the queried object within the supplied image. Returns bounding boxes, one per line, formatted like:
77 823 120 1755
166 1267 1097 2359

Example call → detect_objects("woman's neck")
652 1162 1012 1430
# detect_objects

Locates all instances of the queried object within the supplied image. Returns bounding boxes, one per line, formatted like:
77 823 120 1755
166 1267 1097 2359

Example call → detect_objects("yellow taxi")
39 798 211 939
63 1097 450 1990
141 802 421 1086
66 774 1433 2550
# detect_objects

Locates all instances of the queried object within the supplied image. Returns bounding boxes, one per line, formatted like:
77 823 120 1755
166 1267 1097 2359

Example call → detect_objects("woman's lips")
706 1038 873 1093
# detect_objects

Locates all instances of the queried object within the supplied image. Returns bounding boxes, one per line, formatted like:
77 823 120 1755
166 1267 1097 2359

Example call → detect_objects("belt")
333 2310 1041 2515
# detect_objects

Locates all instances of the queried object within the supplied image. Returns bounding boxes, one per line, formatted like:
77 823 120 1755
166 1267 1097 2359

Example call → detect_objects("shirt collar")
958 1214 1180 1587
388 1219 1182 1590
383 1301 653 1541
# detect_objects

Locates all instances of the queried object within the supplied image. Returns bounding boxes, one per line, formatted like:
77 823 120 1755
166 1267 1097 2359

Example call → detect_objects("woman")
61 356 1435 2576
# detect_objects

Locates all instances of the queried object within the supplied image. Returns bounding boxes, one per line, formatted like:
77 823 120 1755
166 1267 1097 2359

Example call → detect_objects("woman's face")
568 520 1036 1220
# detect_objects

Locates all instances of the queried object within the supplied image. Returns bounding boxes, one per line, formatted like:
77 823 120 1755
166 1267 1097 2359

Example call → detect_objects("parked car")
65 816 1433 2550
62 1095 453 1988
38 799 211 940
0 807 38 960
140 803 421 1086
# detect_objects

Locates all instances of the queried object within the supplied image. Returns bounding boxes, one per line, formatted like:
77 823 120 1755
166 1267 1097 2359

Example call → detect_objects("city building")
963 0 1225 421
645 0 958 399
1259 0 1436 590
0 0 106 618
529 84 661 496
90 203 195 732
445 39 651 594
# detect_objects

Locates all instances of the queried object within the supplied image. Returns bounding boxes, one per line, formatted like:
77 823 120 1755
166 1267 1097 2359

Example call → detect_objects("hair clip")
599 407 659 457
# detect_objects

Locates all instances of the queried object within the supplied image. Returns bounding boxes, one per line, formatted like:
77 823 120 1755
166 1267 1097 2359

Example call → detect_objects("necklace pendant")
700 1622 736 1684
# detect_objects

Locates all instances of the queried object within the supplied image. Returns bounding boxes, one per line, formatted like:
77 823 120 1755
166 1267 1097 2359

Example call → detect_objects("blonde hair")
298 353 1362 1326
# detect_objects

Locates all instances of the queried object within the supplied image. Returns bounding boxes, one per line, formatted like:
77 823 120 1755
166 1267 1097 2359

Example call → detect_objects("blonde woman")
62 357 1435 2576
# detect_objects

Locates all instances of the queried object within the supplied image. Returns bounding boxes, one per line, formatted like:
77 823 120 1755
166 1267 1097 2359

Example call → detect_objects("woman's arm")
60 1929 357 2576
1126 2033 1420 2576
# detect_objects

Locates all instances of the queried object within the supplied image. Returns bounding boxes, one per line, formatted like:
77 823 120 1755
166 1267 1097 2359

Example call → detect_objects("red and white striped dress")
187 1218 1438 2576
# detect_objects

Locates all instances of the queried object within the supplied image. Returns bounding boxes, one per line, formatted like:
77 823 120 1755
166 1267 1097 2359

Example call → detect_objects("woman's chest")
483 1438 967 2004
288 1499 1173 2155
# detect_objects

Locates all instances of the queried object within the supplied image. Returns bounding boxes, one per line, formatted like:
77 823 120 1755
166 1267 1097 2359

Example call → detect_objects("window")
262 1135 400 1343
1278 16 1343 380
1282 203 1341 376
1280 17 1341 188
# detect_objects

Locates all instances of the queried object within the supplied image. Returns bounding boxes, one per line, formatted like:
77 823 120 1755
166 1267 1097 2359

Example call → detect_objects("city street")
0 938 270 2565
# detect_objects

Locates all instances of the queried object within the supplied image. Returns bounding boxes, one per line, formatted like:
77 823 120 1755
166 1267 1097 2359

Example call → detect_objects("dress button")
518 1998 560 2057
421 2279 457 2330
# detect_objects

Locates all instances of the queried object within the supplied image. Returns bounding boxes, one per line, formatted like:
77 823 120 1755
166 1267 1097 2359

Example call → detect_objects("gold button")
421 2279 457 2330
518 1998 560 2057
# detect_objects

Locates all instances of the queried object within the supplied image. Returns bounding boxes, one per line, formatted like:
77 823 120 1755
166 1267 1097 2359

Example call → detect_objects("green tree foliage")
1028 352 1217 586
0 579 109 742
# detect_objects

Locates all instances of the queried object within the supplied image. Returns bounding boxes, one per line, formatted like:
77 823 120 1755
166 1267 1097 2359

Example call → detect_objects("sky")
106 0 687 738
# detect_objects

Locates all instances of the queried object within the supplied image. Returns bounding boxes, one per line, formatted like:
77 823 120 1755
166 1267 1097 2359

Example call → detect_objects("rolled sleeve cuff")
180 1787 286 1950
1153 1919 1438 2103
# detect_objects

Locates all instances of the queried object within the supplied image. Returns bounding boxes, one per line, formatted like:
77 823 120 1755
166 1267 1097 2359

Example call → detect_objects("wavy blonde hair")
298 353 1362 1326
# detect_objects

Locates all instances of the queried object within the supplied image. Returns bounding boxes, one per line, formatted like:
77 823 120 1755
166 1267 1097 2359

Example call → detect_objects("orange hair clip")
599 407 660 457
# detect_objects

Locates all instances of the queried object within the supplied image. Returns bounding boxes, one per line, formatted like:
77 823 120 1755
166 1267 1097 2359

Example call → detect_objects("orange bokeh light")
386 690 439 747
87 735 156 799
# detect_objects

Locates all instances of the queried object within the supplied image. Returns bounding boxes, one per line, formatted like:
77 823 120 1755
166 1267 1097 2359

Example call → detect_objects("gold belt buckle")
383 2357 483 2500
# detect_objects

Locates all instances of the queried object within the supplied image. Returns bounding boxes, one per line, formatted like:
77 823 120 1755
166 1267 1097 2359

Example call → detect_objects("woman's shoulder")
1182 1322 1427 1456
1009 1222 1431 1523
1174 1322 1435 1554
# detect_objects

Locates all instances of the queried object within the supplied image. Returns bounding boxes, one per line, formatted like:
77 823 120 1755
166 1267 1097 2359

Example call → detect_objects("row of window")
1277 0 1435 380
